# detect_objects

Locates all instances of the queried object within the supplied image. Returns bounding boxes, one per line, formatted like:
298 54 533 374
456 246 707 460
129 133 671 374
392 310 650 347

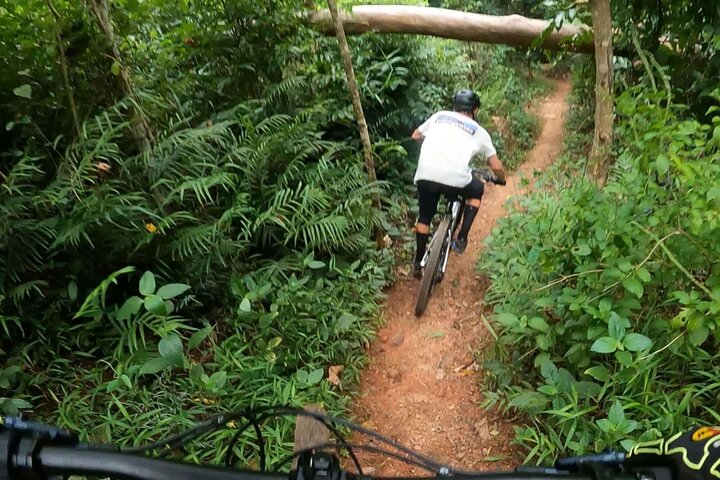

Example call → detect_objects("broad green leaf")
608 400 625 424
66 280 78 301
529 317 549 332
689 326 710 346
139 271 156 295
623 333 653 352
540 358 558 381
188 326 213 349
494 312 518 327
209 371 227 389
157 283 190 300
635 267 651 283
267 336 282 348
190 364 204 382
144 294 167 316
572 244 591 256
308 260 325 269
13 84 31 99
590 336 618 353
596 418 614 433
621 439 636 452
158 334 184 368
337 312 356 330
576 381 603 399
307 368 324 385
158 334 183 358
111 61 121 76
139 356 171 375
538 385 558 395
622 277 644 298
584 365 610 382
708 186 720 202
655 154 670 175
10 398 32 410
598 298 612 313
509 391 549 412
608 312 625 340
239 298 251 313
117 296 143 321
616 350 633 366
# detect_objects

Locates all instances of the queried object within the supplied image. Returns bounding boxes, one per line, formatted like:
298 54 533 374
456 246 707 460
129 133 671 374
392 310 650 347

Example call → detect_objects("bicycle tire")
293 405 329 467
415 217 450 317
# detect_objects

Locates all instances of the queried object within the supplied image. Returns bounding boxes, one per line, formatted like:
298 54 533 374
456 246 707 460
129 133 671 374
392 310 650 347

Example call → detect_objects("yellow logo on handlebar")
692 427 720 441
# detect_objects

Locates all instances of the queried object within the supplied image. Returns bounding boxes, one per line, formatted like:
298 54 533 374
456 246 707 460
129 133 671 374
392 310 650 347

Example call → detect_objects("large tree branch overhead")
310 5 593 53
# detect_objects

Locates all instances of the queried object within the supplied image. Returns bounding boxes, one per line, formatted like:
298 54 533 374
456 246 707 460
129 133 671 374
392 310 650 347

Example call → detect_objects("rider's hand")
624 427 720 480
492 176 506 186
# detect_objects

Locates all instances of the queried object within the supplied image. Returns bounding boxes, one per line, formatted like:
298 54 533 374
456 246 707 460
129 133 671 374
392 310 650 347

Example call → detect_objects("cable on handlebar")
223 413 268 472
123 413 229 453
98 405 510 477
224 409 364 476
281 442 443 474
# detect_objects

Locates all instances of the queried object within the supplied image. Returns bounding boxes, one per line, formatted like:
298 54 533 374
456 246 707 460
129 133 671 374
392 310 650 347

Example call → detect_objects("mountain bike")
0 408 694 480
414 171 502 317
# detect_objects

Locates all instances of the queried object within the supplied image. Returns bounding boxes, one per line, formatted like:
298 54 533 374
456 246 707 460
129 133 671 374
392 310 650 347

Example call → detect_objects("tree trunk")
326 0 384 245
589 0 614 185
87 0 154 152
47 0 81 138
310 5 593 53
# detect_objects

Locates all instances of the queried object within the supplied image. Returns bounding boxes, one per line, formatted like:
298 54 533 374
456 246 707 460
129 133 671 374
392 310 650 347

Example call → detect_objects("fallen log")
309 5 593 53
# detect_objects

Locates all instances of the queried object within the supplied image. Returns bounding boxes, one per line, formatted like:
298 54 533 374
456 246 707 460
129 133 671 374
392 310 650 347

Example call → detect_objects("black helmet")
452 89 480 113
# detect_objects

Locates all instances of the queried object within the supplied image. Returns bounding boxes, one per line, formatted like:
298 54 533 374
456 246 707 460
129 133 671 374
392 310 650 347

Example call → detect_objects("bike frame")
419 195 464 279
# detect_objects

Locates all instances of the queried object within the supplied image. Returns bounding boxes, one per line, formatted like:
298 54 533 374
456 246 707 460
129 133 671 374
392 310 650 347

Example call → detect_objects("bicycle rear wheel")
415 217 450 317
293 405 329 468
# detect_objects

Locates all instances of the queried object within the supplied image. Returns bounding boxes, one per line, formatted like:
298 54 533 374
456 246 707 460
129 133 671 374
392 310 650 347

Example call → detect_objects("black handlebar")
7 443 608 480
36 447 286 480
0 416 670 480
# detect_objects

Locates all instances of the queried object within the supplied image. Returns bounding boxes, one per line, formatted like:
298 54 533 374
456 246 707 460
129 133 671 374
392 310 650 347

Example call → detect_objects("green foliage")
1 0 547 466
479 65 720 462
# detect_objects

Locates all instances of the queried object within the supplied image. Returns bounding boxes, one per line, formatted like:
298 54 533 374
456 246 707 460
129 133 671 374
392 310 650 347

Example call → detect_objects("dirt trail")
350 78 571 475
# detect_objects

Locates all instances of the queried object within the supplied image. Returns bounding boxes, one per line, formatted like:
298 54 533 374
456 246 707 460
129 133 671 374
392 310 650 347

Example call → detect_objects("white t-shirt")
413 111 497 188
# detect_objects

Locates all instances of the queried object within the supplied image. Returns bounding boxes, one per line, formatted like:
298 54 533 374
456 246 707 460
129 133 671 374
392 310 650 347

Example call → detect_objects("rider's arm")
412 128 424 142
412 114 437 143
488 154 506 183
476 127 506 184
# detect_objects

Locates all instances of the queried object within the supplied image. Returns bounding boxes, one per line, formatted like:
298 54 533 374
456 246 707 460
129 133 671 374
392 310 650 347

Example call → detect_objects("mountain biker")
411 88 506 278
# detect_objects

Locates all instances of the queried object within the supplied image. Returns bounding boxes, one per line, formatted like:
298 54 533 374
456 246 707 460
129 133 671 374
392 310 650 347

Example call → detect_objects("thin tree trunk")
311 5 593 53
326 0 384 244
589 0 614 185
47 0 81 138
87 0 154 152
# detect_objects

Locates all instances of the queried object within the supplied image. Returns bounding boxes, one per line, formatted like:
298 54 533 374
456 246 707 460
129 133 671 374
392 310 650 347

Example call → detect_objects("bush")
479 81 720 463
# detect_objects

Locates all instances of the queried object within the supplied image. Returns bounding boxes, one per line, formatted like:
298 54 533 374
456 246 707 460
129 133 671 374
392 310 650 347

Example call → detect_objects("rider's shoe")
412 261 423 279
451 238 468 254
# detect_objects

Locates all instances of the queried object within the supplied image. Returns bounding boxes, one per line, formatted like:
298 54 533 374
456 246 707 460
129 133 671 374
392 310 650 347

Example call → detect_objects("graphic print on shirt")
434 114 478 136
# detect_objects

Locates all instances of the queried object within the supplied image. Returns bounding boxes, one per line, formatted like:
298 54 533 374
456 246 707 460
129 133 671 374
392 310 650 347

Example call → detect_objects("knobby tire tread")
415 217 450 317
